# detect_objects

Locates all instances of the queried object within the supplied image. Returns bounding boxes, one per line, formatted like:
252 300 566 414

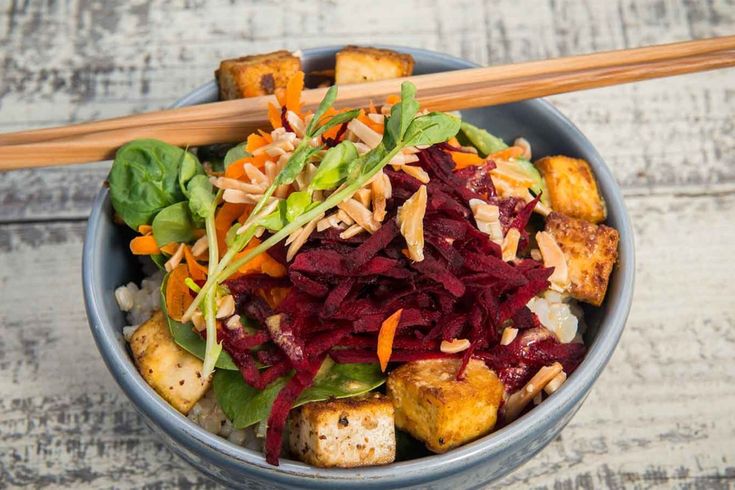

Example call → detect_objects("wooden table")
1 1 733 488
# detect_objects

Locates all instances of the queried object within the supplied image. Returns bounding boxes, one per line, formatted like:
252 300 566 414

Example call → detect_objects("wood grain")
0 0 733 488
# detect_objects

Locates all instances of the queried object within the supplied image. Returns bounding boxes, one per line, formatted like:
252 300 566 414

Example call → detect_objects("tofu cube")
335 46 415 85
288 394 396 468
535 155 607 223
129 311 211 414
387 359 504 453
216 50 301 100
545 212 620 306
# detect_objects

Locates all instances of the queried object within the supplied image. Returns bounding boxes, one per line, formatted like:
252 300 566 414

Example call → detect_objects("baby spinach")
109 139 197 230
213 360 386 429
458 121 508 157
186 174 216 220
152 201 197 247
178 150 205 198
403 112 461 147
223 142 250 169
159 272 238 370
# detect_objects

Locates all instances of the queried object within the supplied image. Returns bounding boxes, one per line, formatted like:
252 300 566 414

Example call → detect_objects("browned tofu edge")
536 155 607 223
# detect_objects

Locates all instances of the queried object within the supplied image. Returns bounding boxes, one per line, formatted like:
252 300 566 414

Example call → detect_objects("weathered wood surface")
0 0 733 488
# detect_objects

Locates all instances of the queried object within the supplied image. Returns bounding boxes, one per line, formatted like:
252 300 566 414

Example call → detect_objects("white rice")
114 271 163 340
527 290 585 343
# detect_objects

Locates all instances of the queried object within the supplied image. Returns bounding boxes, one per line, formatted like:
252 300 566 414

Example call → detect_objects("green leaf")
214 361 385 429
159 273 238 370
304 85 338 136
403 112 461 147
178 150 204 198
152 201 197 247
311 109 361 138
108 139 192 230
149 254 167 270
186 174 215 220
285 191 312 222
224 142 250 168
309 141 359 191
458 121 508 157
260 201 288 232
515 159 550 206
386 82 419 146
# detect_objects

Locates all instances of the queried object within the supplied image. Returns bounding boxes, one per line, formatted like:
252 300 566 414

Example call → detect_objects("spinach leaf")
159 273 238 370
458 121 508 157
214 361 385 429
224 142 250 168
385 82 419 147
309 141 359 191
178 150 204 198
152 201 197 247
304 85 338 136
109 139 192 230
403 112 461 147
186 174 216 220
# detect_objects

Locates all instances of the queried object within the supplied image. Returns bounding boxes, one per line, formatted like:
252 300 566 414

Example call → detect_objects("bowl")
82 46 635 489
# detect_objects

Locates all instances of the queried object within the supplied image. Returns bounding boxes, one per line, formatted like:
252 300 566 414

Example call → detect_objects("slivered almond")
396 164 430 184
514 137 532 160
191 311 206 332
544 371 567 394
347 119 382 149
383 172 392 199
502 362 563 422
502 228 521 262
367 113 385 124
210 176 265 194
336 209 355 226
355 188 372 208
500 327 519 346
225 315 242 330
286 111 306 137
216 295 235 319
164 243 186 272
389 153 420 166
285 225 302 245
469 198 503 245
317 214 343 232
191 235 209 257
440 338 471 353
397 185 427 262
286 213 323 261
339 224 365 240
338 198 380 233
264 161 278 182
244 163 269 185
536 231 570 292
371 171 387 222
222 189 259 204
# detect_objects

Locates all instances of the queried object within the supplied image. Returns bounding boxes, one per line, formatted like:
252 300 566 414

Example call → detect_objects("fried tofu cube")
535 155 607 223
335 46 414 85
545 212 620 306
216 50 301 100
288 394 396 468
129 311 211 414
387 359 504 453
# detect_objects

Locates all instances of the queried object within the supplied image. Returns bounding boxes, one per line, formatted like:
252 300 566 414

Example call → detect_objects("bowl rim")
83 45 635 486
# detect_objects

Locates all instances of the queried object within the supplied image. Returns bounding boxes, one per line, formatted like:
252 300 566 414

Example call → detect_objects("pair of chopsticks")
1 36 733 170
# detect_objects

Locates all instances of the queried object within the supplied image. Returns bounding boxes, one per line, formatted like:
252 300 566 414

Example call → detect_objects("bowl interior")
84 46 634 486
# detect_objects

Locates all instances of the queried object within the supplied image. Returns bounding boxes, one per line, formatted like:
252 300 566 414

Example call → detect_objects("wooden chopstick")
1 36 733 170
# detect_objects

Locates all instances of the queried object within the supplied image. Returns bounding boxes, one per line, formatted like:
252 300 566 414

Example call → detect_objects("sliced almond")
536 231 570 292
164 243 186 272
336 209 355 226
338 198 380 233
397 164 430 184
502 228 521 262
339 223 365 240
347 119 382 149
502 362 563 422
225 315 242 330
440 338 471 353
243 163 269 185
355 188 372 208
371 171 387 222
500 327 519 346
286 212 324 261
210 176 265 194
397 185 427 262
544 371 567 395
216 295 235 319
191 235 209 257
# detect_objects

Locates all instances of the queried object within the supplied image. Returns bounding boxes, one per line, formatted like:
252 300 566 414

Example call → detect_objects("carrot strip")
166 264 194 322
224 159 246 179
275 87 287 108
268 102 282 129
385 94 400 105
489 146 525 161
377 309 404 372
130 235 160 255
285 71 304 114
215 202 249 252
358 109 384 134
450 151 486 170
232 238 287 278
160 242 179 255
137 224 153 234
184 246 208 281
447 137 460 147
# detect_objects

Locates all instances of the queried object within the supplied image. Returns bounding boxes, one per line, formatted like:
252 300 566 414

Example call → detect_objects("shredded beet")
225 144 589 464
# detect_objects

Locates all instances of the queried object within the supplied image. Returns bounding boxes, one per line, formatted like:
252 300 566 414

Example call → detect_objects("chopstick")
1 36 733 170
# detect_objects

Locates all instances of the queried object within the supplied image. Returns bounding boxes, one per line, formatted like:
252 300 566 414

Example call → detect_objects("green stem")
201 193 223 378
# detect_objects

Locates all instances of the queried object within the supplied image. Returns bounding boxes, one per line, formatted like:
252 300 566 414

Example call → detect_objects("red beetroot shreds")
321 278 356 318
348 220 399 270
289 271 330 297
455 162 497 198
411 254 466 297
497 277 550 324
508 194 540 232
290 249 347 276
280 106 294 133
329 349 456 364
266 314 308 370
512 307 541 330
265 360 321 465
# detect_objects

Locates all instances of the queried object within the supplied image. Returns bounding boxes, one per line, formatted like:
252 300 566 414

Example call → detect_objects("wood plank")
0 189 732 487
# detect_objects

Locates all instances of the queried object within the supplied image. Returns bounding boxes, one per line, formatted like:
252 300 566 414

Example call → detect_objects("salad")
112 47 619 468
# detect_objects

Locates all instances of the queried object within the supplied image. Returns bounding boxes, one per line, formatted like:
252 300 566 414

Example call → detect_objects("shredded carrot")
231 237 287 278
367 101 378 114
450 151 486 170
137 224 153 234
160 242 179 256
377 309 403 372
224 159 246 179
183 246 208 281
166 264 194 322
215 202 249 252
268 102 282 129
130 234 159 255
259 287 291 309
489 146 525 161
275 87 287 108
447 137 460 147
357 109 384 134
385 94 400 105
285 71 304 114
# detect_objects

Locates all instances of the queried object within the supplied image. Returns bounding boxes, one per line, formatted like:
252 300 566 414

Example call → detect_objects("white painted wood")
0 0 733 488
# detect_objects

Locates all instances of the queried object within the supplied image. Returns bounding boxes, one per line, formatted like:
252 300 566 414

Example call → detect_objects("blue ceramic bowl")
83 46 634 489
